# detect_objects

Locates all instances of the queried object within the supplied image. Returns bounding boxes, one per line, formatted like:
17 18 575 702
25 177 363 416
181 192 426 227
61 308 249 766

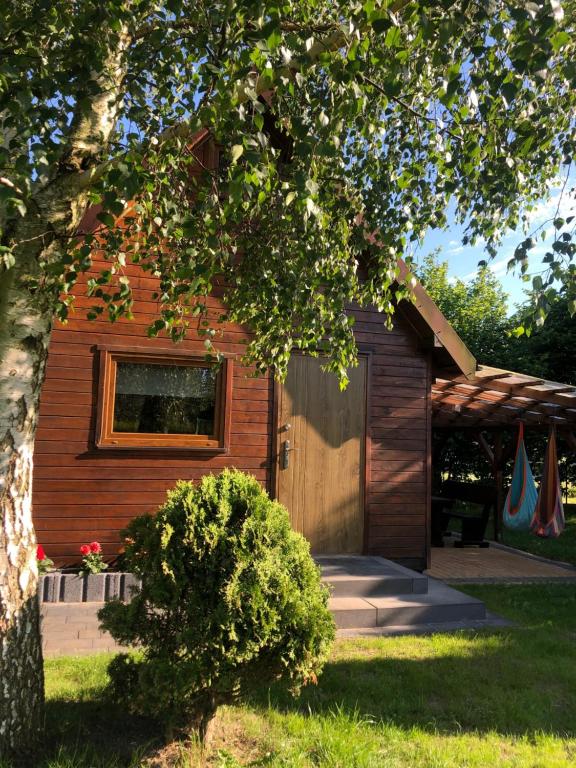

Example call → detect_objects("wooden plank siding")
33 289 431 568
349 306 430 569
33 254 274 563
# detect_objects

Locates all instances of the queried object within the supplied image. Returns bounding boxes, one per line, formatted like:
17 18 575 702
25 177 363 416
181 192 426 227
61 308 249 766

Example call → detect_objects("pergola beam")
432 365 576 429
432 404 569 429
434 379 576 410
432 395 569 425
457 374 576 409
432 384 563 417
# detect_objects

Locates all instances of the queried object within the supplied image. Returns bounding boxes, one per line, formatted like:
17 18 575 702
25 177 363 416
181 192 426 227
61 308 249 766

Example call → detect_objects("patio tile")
427 541 576 583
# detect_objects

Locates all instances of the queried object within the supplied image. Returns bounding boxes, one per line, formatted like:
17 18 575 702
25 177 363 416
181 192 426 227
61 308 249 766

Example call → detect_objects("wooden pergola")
433 365 576 433
431 365 576 539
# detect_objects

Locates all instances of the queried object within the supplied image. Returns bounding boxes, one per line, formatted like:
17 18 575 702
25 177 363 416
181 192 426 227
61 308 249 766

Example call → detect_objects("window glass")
113 362 217 435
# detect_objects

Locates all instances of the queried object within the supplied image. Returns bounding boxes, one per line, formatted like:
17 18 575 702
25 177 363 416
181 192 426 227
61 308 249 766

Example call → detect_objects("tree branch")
0 177 24 197
132 18 200 41
360 74 464 143
75 1 420 192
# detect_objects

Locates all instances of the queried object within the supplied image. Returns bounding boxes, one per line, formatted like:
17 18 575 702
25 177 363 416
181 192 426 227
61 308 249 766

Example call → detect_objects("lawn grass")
24 583 576 767
498 503 576 566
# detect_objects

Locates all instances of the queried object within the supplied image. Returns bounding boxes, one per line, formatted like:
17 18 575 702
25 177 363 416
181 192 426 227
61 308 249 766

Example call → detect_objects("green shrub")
98 469 335 741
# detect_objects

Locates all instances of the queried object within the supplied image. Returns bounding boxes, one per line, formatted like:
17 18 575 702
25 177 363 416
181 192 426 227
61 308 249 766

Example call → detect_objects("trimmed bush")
98 469 335 740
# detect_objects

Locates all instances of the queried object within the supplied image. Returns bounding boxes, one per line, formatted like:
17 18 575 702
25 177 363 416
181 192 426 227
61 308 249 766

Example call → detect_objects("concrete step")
317 555 428 597
329 578 486 630
337 612 512 637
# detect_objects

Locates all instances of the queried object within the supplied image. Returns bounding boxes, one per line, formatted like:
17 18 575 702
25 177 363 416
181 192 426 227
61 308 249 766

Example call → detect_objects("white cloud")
526 242 549 257
490 257 510 276
458 255 510 283
521 186 575 230
457 240 554 284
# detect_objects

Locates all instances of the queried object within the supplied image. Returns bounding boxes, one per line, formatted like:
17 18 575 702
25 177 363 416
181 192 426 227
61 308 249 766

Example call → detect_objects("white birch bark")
0 33 127 760
0 252 52 758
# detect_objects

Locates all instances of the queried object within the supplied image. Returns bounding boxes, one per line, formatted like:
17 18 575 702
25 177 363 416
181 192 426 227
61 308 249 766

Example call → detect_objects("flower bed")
37 540 140 603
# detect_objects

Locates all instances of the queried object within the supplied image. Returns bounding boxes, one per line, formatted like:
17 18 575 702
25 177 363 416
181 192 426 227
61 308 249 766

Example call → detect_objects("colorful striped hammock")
503 422 538 531
531 426 565 538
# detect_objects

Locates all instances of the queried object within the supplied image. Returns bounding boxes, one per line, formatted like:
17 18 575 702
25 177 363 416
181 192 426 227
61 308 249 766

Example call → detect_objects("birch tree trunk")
0 196 81 761
0 252 54 760
0 31 127 760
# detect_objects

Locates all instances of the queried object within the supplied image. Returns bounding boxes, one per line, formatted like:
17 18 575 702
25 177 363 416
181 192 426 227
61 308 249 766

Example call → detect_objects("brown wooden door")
276 355 367 554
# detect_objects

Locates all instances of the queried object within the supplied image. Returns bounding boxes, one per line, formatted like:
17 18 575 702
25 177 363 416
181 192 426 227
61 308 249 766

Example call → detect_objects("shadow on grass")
247 628 576 739
42 696 161 768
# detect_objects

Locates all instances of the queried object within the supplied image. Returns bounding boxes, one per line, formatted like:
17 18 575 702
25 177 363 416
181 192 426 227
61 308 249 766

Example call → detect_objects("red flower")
80 544 91 556
37 544 46 561
89 541 101 554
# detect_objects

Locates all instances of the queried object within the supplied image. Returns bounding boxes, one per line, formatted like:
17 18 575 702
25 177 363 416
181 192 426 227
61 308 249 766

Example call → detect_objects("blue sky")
413 180 575 313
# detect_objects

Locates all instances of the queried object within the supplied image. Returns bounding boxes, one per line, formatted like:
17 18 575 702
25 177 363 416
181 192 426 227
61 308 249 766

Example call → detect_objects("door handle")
281 440 297 469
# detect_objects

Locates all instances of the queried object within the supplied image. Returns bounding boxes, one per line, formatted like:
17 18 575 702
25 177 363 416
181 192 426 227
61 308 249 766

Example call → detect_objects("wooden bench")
432 481 496 547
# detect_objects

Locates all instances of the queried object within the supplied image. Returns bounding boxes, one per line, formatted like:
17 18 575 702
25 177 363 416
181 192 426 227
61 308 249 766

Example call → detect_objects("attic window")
96 348 232 451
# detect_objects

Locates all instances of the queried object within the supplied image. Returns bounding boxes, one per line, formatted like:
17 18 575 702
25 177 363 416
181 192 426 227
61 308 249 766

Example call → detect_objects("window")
96 347 232 450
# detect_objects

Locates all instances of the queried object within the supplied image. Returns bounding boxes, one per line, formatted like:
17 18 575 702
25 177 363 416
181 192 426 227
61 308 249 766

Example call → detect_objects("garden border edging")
39 572 141 603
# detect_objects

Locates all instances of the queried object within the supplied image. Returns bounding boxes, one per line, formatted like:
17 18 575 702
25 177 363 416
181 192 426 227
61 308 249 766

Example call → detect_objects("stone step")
337 613 512 637
329 578 486 630
317 555 428 597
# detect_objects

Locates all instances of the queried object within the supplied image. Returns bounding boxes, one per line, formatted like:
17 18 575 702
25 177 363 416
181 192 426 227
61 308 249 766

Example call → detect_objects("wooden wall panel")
351 306 430 569
34 251 430 568
33 259 273 564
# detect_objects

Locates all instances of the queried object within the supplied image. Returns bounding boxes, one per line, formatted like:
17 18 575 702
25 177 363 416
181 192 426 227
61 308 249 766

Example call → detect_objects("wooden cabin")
32 136 475 572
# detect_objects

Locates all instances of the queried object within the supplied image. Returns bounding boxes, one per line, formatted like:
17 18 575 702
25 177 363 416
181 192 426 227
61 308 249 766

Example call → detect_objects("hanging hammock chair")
531 426 566 538
503 422 538 531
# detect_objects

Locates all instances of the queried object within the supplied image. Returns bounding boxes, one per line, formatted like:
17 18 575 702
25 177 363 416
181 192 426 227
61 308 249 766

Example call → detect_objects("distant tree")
507 290 576 384
417 253 511 366
505 292 576 503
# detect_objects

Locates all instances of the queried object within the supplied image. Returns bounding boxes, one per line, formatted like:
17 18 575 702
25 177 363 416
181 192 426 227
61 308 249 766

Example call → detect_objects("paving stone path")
41 603 127 657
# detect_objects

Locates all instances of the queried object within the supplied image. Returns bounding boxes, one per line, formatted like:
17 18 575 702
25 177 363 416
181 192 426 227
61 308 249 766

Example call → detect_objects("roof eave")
396 260 477 380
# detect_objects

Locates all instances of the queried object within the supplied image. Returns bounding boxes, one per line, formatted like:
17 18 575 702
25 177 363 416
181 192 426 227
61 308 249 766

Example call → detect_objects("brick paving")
427 541 576 583
41 603 127 657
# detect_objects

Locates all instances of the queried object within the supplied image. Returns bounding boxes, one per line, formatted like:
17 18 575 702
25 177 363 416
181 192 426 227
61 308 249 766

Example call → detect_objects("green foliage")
423 258 576 494
36 556 54 576
2 2 576 379
79 552 108 575
503 293 576 501
417 252 511 365
507 288 576 384
98 469 335 739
